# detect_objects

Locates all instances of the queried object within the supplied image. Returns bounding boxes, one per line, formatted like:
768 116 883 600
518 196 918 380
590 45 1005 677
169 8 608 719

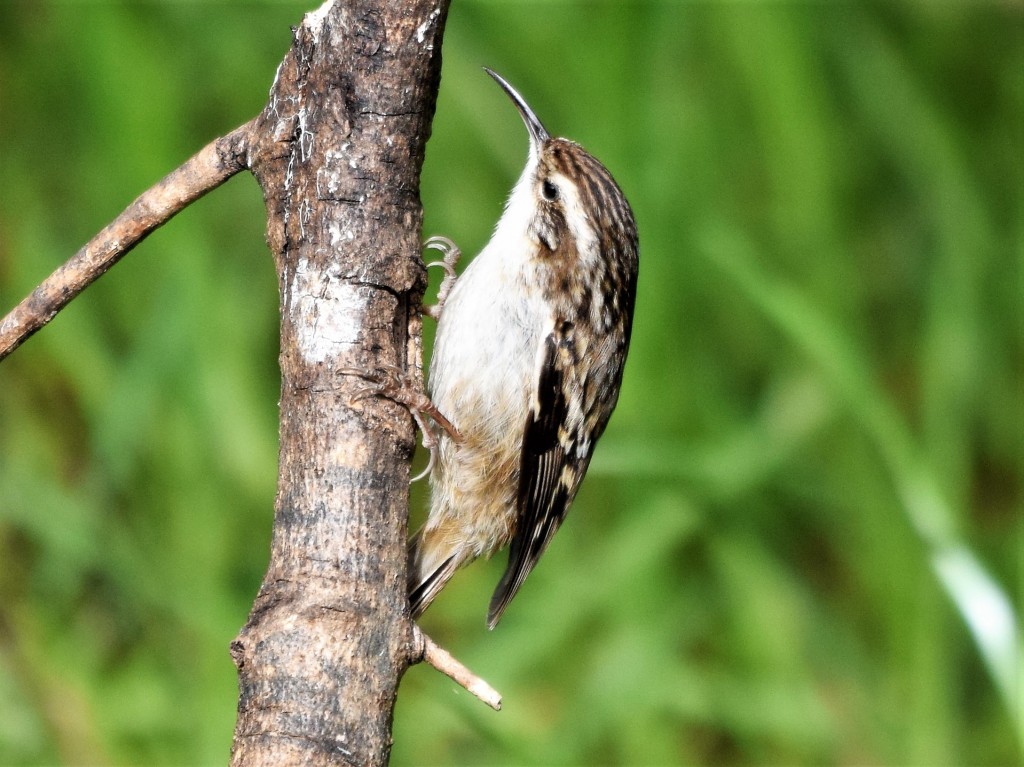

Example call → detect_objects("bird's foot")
342 365 462 483
421 235 461 321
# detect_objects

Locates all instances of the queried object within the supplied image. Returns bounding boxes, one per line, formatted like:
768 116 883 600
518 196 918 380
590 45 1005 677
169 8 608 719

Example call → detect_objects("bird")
409 68 639 629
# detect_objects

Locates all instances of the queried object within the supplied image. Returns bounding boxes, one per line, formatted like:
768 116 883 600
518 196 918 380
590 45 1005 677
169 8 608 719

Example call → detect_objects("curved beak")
484 67 551 149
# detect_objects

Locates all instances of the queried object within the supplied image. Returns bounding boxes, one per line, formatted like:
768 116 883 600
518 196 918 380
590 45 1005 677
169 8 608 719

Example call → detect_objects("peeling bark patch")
291 257 364 363
303 0 337 36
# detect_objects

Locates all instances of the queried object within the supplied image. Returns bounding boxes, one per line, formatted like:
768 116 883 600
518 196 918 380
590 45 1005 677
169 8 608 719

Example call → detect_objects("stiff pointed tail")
408 528 462 619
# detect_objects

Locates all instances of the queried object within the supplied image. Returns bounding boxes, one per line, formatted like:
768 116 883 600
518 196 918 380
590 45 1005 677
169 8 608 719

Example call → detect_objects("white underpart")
425 156 552 553
430 156 548 415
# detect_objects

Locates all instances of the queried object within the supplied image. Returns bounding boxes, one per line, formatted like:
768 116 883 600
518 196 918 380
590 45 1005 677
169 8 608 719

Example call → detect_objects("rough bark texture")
229 1 448 765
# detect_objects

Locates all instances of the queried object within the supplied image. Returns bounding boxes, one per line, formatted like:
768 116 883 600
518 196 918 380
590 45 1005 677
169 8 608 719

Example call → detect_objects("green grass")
1 2 1020 765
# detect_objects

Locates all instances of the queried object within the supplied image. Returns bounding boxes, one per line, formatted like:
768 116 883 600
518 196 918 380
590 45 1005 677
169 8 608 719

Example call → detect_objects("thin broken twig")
411 624 503 711
0 117 257 361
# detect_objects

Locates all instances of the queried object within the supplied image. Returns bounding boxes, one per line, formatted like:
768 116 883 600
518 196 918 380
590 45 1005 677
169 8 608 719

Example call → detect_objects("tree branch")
228 2 451 765
412 625 503 711
2 1 465 762
0 118 256 361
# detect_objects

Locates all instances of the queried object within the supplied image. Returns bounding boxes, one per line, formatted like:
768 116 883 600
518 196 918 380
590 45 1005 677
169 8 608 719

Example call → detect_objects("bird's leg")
342 239 461 481
342 365 462 483
421 235 461 321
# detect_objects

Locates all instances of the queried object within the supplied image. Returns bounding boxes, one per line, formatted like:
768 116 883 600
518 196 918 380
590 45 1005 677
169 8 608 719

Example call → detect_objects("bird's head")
485 68 637 272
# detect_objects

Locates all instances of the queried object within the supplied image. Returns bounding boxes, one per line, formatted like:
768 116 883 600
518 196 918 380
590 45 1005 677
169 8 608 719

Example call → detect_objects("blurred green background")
1 1 1020 765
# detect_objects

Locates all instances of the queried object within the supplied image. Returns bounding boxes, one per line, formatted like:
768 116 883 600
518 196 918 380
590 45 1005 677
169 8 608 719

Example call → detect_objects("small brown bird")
409 69 639 628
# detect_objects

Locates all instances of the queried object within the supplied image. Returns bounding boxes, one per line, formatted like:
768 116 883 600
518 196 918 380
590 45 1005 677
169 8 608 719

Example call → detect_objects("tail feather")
486 537 530 629
408 529 461 618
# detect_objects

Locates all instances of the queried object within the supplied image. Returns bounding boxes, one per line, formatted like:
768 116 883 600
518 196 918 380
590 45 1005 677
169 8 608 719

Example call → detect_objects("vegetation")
1 2 1019 765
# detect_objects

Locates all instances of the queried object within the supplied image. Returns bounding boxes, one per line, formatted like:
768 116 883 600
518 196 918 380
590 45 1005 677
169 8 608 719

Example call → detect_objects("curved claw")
426 259 457 280
410 444 436 484
425 235 460 261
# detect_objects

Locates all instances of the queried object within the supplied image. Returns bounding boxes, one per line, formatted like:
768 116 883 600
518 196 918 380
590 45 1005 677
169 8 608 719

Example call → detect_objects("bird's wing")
487 320 591 628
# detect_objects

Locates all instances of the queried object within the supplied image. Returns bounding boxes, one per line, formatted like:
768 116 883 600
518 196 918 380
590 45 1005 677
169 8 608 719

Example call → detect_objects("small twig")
0 117 258 362
412 624 502 711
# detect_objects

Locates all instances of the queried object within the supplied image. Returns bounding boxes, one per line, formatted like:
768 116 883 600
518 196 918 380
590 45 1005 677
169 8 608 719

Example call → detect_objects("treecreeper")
410 69 639 628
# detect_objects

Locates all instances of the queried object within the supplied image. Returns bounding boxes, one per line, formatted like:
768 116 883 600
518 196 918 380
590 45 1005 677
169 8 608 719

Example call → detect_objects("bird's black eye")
541 179 559 202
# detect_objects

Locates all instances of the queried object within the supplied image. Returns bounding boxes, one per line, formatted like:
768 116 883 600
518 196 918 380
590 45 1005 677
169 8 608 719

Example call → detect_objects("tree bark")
229 1 448 765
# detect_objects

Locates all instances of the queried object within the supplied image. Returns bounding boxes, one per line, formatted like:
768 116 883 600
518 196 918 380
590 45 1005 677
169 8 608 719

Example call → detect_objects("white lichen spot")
316 166 340 198
297 110 316 162
268 61 284 107
416 7 441 44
